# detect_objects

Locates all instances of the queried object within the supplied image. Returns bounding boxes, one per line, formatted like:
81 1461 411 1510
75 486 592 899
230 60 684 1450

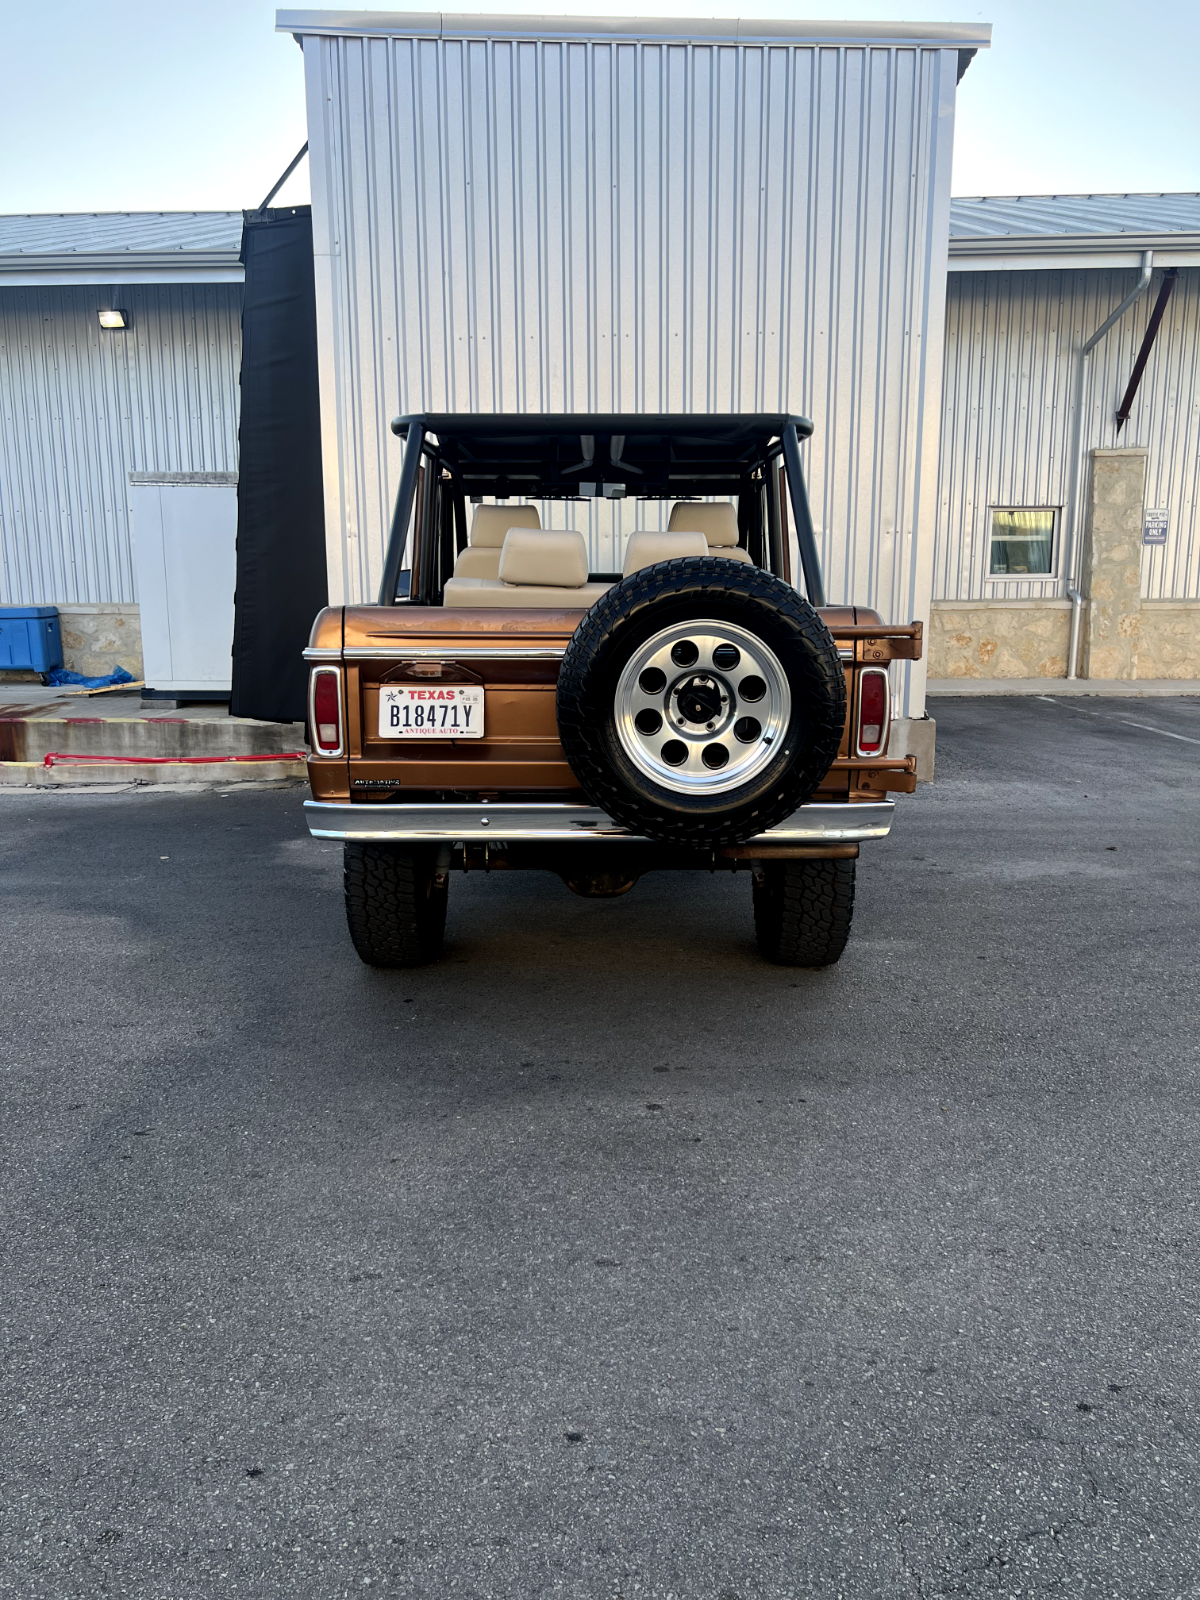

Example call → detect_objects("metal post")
256 143 309 214
1116 269 1177 432
378 421 425 605
781 424 826 607
765 460 785 579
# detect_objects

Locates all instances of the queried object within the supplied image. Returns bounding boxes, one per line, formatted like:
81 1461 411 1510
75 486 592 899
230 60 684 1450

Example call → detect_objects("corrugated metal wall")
937 266 1200 601
300 23 962 713
0 283 242 606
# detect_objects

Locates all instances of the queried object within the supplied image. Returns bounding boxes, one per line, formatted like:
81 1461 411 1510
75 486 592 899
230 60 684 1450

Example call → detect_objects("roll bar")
378 421 425 605
376 417 827 606
780 424 826 608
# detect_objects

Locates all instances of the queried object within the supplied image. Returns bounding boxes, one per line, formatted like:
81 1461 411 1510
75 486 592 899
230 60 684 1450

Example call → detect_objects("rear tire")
343 843 448 967
753 858 855 967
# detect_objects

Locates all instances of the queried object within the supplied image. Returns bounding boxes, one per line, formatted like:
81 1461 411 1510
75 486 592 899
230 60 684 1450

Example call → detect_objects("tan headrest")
622 529 708 577
499 528 589 588
470 503 541 548
668 501 739 546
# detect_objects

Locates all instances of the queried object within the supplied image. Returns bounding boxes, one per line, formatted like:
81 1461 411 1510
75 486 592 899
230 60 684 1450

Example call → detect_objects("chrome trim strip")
346 645 566 661
303 799 894 844
303 647 343 661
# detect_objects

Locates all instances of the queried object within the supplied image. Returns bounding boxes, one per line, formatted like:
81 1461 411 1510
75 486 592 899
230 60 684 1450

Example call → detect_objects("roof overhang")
278 10 992 50
949 234 1200 272
0 252 244 287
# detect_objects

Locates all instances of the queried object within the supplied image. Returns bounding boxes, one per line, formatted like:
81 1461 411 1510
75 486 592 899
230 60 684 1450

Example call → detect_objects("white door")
129 472 238 693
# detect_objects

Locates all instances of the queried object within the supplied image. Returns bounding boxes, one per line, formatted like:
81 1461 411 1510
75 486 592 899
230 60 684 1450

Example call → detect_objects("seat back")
498 528 589 588
442 527 608 608
667 500 755 564
454 503 541 579
622 529 708 577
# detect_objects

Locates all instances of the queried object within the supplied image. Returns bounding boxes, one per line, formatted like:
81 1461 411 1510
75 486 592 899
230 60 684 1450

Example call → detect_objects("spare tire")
557 558 846 847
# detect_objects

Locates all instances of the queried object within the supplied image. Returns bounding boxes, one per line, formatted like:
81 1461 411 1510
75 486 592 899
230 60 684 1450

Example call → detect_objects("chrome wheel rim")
614 619 791 796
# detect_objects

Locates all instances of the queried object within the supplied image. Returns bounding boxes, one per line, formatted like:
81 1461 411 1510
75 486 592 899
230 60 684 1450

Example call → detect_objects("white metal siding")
936 266 1200 601
0 284 242 606
300 24 962 713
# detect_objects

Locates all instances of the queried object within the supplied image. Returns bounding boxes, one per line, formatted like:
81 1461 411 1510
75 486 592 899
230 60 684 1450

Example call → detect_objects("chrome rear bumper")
303 799 894 844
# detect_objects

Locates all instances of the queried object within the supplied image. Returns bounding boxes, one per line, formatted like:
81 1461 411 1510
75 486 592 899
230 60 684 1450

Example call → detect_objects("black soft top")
390 412 814 499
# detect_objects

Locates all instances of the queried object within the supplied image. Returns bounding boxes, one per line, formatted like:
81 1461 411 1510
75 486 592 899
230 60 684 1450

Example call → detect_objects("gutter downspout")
1064 251 1154 679
1065 585 1084 681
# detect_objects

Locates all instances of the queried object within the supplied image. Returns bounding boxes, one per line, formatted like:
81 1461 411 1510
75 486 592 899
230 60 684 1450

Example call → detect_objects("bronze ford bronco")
303 414 920 967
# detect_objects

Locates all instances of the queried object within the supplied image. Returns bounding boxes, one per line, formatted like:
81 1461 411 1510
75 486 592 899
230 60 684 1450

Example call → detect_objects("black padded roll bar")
378 420 426 605
781 423 826 608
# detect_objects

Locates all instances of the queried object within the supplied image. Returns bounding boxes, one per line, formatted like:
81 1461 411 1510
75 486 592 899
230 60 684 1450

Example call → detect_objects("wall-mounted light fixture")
97 309 128 329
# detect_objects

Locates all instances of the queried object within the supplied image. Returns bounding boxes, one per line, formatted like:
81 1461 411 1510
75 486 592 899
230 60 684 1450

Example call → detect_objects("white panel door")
129 473 238 693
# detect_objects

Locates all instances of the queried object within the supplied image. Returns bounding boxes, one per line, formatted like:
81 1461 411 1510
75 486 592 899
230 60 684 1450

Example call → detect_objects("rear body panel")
305 602 920 810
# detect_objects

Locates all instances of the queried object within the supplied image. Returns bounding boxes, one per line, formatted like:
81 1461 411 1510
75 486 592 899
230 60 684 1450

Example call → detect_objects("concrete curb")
0 756 308 788
927 679 1200 698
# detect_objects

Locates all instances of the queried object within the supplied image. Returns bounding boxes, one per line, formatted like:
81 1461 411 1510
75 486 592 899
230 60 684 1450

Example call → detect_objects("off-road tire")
343 843 447 967
753 857 856 967
557 559 845 847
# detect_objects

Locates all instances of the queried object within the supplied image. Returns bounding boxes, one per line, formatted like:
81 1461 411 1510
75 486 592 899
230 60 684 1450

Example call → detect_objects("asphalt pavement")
3 694 1199 1599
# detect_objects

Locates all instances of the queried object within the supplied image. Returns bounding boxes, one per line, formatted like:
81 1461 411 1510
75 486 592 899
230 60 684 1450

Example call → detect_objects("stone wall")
930 598 1199 680
1138 604 1200 678
56 605 143 679
929 601 1071 679
931 448 1198 682
1079 448 1145 681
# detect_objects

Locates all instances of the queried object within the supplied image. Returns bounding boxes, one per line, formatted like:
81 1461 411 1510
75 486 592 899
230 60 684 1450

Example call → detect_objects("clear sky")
1 0 1196 215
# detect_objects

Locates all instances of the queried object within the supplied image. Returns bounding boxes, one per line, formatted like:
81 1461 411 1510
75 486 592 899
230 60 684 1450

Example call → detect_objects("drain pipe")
1063 251 1154 679
1065 585 1084 680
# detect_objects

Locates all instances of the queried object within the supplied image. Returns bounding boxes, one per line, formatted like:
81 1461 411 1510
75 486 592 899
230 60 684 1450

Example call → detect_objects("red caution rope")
42 751 308 768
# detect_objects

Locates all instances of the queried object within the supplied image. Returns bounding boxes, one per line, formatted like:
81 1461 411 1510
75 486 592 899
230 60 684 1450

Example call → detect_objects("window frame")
985 505 1060 582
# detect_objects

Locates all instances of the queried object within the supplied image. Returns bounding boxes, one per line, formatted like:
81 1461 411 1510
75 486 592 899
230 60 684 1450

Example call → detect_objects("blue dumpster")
0 606 64 675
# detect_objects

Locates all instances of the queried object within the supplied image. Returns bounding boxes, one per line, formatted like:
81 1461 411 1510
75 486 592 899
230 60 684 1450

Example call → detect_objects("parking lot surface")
3 694 1199 1599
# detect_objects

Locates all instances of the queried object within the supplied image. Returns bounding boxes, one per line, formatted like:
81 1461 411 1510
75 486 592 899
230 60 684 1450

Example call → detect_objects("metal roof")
278 9 991 50
949 194 1200 270
950 194 1200 239
0 212 245 285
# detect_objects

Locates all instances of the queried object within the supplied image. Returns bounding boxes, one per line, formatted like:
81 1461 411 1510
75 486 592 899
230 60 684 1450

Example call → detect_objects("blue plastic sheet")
45 665 135 690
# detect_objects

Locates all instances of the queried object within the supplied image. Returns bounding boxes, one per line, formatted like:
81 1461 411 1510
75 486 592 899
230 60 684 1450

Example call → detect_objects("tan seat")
444 527 610 608
668 500 754 564
499 527 588 587
622 529 707 577
453 503 541 579
443 576 612 609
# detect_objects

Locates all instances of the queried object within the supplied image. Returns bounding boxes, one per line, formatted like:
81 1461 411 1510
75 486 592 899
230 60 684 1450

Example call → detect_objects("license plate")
378 684 485 739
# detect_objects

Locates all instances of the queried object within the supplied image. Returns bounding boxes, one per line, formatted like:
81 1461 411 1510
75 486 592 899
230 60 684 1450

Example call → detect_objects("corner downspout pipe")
1065 585 1084 681
1064 251 1153 678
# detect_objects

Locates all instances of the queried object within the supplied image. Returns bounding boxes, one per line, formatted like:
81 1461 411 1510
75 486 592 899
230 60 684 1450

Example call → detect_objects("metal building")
283 9 992 721
933 194 1200 681
0 212 244 676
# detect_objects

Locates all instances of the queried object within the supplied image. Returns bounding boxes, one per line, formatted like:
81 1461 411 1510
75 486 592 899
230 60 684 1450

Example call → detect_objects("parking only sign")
1143 509 1169 546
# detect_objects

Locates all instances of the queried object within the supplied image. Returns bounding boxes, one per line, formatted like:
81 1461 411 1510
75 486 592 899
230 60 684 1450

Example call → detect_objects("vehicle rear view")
304 414 920 967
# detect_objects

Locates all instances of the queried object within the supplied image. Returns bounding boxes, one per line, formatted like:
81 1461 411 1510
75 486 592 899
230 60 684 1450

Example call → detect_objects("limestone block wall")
1138 603 1200 678
1080 448 1146 681
56 604 143 679
929 601 1071 678
930 598 1199 679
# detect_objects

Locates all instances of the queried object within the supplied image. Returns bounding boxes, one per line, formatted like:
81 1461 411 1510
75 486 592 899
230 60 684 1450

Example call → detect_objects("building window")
988 508 1056 576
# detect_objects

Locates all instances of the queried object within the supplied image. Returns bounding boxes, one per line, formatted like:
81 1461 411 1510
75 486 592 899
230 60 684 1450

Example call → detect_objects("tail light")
309 666 344 755
855 667 890 757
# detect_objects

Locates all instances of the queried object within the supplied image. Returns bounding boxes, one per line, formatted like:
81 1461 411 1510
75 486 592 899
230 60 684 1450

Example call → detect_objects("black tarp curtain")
230 206 327 724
